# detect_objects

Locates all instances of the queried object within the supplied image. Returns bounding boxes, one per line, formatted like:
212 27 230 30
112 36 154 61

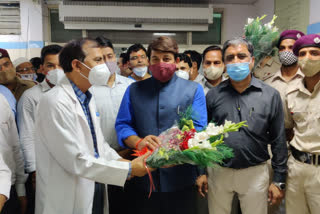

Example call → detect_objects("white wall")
211 0 274 44
0 0 43 60
254 0 275 24
309 0 320 25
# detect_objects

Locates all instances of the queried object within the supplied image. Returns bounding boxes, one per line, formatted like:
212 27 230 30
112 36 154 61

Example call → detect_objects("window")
0 1 21 35
192 12 222 45
50 9 82 43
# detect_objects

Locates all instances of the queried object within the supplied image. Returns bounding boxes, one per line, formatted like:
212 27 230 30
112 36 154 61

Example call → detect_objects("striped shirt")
70 80 99 158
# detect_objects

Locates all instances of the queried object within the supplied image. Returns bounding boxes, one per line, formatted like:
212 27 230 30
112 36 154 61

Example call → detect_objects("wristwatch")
273 182 286 190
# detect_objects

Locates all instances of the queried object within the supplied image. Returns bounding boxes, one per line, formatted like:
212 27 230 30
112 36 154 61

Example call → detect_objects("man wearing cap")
264 29 305 214
265 30 305 105
0 48 35 101
284 34 320 214
13 57 37 82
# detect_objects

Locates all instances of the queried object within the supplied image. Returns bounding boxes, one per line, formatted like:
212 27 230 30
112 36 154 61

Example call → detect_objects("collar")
69 80 92 104
271 68 304 83
220 75 262 91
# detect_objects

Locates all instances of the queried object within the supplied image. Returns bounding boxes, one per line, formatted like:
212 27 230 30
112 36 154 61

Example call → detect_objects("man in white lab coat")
34 38 150 214
0 93 28 214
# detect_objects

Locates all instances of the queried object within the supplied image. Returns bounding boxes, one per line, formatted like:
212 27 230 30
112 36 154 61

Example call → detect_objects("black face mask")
36 73 45 83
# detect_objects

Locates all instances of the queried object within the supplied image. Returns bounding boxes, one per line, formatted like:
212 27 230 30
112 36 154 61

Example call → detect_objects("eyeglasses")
17 67 35 73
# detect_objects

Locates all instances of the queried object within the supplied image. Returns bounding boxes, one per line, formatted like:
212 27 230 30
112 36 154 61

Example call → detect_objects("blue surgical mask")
226 61 251 81
133 66 148 77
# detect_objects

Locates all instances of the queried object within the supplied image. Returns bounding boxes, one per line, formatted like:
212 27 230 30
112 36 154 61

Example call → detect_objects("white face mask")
105 61 118 75
176 70 190 80
46 68 65 85
132 66 148 77
80 62 111 86
203 66 224 80
20 73 36 81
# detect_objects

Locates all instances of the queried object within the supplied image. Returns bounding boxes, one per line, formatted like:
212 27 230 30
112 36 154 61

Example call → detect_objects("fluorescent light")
153 33 176 36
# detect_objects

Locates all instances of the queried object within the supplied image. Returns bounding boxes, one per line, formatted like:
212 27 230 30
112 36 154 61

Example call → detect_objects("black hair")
177 53 192 68
119 52 127 64
59 38 99 73
222 38 254 61
95 36 114 50
40 44 62 64
29 57 41 70
202 45 222 60
126 44 147 62
183 50 202 70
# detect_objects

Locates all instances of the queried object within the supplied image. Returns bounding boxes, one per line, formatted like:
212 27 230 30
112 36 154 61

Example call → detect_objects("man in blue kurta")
115 36 207 214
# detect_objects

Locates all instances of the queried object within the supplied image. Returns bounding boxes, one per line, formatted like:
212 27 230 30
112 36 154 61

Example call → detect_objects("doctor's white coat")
34 76 129 214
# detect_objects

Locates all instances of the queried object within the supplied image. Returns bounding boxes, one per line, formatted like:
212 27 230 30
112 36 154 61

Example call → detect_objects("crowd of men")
0 29 319 214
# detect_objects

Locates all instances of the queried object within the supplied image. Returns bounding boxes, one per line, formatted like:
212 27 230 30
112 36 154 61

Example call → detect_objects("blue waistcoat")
129 74 199 192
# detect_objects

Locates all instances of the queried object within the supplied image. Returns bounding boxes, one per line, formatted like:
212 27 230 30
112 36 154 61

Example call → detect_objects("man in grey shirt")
198 38 288 214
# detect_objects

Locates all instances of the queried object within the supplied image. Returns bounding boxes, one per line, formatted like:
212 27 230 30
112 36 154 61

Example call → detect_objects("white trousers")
207 163 269 214
286 155 320 214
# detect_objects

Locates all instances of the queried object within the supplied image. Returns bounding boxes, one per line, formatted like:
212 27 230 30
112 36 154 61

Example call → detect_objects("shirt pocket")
291 111 308 133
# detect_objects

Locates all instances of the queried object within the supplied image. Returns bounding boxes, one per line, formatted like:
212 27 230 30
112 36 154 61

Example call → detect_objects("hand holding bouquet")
133 107 247 168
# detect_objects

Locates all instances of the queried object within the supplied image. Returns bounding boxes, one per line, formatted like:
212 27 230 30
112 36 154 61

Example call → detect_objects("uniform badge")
314 37 320 44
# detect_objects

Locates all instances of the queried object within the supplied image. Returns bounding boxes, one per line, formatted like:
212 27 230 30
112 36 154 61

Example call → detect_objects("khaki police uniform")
284 79 320 214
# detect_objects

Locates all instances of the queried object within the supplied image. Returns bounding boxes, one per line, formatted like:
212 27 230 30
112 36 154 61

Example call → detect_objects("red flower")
179 129 196 151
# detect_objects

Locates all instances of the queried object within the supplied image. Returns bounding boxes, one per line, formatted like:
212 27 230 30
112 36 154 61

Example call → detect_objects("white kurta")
34 76 130 214
0 94 27 197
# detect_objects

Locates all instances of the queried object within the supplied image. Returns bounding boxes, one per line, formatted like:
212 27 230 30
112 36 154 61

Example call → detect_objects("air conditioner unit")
59 1 212 31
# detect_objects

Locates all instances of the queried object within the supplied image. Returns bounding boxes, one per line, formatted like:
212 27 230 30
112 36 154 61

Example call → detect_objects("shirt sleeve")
0 154 11 200
115 86 138 148
269 92 288 183
17 92 36 173
8 106 27 197
191 84 208 131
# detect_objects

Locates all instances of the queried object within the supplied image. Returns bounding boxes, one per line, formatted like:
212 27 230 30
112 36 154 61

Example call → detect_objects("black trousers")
92 182 105 214
1 186 20 214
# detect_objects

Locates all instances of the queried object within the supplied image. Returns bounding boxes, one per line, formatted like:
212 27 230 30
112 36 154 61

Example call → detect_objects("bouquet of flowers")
133 107 247 169
244 15 280 67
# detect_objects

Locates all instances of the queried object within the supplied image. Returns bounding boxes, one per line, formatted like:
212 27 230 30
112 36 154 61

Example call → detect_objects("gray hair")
222 37 254 61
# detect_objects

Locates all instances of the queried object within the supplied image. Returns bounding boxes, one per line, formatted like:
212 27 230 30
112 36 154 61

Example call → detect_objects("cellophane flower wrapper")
145 119 248 168
244 15 280 68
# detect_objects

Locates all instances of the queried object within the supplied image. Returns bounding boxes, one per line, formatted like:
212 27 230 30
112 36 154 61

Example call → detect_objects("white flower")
272 26 279 33
188 132 209 148
247 18 254 24
197 140 212 149
194 132 209 142
297 33 301 39
206 123 224 136
264 23 272 30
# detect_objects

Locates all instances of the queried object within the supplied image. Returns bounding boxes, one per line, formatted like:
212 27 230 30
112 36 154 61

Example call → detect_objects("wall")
0 0 44 61
308 0 320 34
208 0 274 44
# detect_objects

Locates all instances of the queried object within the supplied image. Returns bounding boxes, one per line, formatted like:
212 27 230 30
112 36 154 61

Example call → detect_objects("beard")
0 68 16 84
